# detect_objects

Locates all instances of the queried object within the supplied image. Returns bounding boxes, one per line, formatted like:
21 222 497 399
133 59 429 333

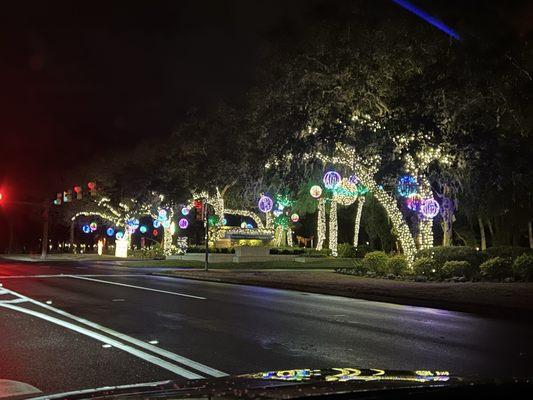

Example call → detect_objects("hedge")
415 246 484 269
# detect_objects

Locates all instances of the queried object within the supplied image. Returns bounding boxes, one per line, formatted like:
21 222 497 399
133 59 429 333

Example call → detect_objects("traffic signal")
54 192 62 205
63 190 72 203
194 199 203 221
73 186 82 200
88 182 97 197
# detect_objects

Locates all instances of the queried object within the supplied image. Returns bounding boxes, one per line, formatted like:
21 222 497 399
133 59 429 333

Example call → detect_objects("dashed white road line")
0 286 226 378
65 275 206 300
0 302 204 379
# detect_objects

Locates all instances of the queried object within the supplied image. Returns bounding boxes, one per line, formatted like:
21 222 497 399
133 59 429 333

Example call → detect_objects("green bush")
303 248 331 257
412 257 439 277
415 246 484 269
270 247 305 255
349 259 366 275
362 251 389 275
483 246 532 261
479 257 513 280
386 255 408 275
337 243 357 258
441 261 471 279
353 243 371 258
513 254 533 282
131 244 165 259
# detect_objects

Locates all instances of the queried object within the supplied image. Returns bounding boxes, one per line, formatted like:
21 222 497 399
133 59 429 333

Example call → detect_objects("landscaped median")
154 269 533 320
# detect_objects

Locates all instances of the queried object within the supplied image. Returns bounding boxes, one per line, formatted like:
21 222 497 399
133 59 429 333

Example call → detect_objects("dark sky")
0 0 530 201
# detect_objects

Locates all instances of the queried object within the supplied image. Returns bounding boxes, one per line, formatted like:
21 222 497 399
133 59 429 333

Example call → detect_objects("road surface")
1 260 532 397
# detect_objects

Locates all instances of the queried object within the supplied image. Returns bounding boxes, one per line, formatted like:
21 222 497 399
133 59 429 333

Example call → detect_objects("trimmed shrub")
386 255 408 275
303 248 331 257
441 261 471 279
131 244 165 259
480 257 513 280
353 243 371 258
484 246 532 261
362 251 389 275
513 253 533 282
412 257 439 277
337 243 357 258
415 246 484 269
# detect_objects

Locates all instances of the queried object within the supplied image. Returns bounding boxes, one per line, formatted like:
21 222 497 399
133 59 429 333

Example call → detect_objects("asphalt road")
1 260 532 397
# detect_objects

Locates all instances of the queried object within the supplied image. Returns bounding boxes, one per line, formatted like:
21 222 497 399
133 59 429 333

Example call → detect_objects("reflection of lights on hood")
241 368 451 384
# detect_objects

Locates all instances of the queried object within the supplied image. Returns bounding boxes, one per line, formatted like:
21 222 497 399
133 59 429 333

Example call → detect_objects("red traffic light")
87 182 96 190
73 186 82 193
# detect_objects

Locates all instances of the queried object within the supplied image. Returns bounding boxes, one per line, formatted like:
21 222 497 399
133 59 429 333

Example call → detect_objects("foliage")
415 246 484 269
362 251 389 275
512 254 533 282
483 246 532 261
270 247 305 255
131 244 165 259
412 257 439 277
441 261 474 279
303 248 331 258
386 255 408 276
337 243 357 258
479 257 513 280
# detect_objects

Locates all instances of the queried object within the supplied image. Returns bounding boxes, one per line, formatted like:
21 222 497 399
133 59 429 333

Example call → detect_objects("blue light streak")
392 0 462 41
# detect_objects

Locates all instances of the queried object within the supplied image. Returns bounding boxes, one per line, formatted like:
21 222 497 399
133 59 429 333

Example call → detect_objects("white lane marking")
28 380 172 400
0 298 28 304
66 275 206 300
0 303 204 379
0 286 227 378
0 274 142 279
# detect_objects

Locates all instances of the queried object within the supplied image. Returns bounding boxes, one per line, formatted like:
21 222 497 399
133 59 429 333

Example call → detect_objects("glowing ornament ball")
240 222 247 229
406 194 423 211
106 227 115 236
82 225 91 234
181 207 190 216
153 219 161 228
178 218 189 229
116 231 124 239
396 175 418 197
420 199 440 218
139 225 147 234
323 171 341 189
258 195 274 213
162 220 171 229
89 222 98 232
152 229 159 236
310 185 322 199
290 213 300 223
246 223 253 229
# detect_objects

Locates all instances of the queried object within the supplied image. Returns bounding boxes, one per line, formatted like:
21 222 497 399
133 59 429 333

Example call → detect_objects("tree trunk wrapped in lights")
328 199 338 257
316 198 326 250
287 227 293 246
353 196 365 247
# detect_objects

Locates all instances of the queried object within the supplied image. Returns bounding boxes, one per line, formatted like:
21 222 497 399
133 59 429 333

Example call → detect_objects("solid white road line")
28 380 173 400
0 286 227 378
0 302 204 379
66 275 206 300
0 274 142 279
0 298 27 304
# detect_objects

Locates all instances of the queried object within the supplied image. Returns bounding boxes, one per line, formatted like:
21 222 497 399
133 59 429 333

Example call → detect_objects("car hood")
25 367 523 400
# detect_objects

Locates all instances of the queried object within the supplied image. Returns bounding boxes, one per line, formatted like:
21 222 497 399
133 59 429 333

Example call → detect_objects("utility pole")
41 201 50 260
204 198 209 272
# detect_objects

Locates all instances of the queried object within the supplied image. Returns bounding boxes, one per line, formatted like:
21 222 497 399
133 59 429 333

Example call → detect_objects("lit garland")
328 200 338 257
287 227 293 247
316 144 417 265
353 197 365 247
316 198 326 250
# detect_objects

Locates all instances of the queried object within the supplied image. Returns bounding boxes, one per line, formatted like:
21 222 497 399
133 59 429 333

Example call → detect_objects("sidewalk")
155 269 533 320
